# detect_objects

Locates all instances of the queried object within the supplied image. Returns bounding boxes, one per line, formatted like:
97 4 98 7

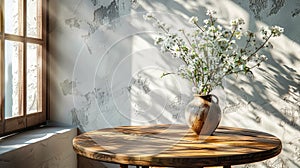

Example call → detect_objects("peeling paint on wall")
91 0 97 6
70 91 95 130
263 157 286 167
60 79 77 96
165 95 190 121
268 0 285 16
62 0 131 57
65 17 81 29
288 137 300 162
94 87 112 109
292 7 300 17
131 0 140 9
282 86 300 126
66 78 131 132
165 95 189 112
249 0 286 19
93 0 119 26
128 74 151 94
249 0 268 19
71 108 86 131
127 74 151 118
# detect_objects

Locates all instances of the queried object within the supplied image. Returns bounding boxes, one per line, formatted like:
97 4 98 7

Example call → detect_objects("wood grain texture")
73 124 281 167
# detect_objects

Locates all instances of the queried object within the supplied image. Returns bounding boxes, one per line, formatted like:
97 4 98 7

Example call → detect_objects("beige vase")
185 94 221 136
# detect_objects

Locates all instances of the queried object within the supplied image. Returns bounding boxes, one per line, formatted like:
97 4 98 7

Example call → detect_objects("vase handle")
211 94 219 104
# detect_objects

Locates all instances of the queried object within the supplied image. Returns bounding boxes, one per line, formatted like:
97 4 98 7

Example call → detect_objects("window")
0 0 47 135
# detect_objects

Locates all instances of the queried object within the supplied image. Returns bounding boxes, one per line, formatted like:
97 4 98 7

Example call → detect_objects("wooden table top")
73 124 281 167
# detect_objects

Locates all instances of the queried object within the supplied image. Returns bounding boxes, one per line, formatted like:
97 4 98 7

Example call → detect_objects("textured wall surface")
49 0 300 167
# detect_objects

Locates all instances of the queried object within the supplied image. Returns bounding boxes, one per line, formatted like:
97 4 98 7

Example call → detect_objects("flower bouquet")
144 10 283 135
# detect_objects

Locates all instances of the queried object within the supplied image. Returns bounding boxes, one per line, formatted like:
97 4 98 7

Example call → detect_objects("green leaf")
161 72 173 78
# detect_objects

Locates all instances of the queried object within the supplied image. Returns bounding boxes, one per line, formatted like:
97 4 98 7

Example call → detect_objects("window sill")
0 122 77 168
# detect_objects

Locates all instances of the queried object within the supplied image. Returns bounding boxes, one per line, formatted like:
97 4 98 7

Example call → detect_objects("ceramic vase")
185 94 221 136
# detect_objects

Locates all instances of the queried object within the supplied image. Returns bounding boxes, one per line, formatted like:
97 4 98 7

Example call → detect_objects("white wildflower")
154 36 163 45
230 18 244 27
206 9 216 16
235 31 242 39
217 25 223 31
187 64 195 72
203 19 209 24
145 10 283 95
230 19 238 26
266 42 273 48
230 40 236 44
270 26 284 36
227 57 235 65
241 55 248 60
208 26 216 32
260 55 268 61
189 16 198 24
238 18 245 25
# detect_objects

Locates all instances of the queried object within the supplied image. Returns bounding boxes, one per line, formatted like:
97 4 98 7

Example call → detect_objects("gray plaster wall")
49 0 300 167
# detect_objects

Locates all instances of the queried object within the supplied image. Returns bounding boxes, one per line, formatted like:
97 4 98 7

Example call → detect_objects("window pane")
5 0 23 35
5 40 23 118
27 0 42 38
27 43 41 114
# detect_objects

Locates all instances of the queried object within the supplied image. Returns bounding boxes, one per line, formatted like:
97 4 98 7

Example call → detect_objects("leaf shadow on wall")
137 0 300 130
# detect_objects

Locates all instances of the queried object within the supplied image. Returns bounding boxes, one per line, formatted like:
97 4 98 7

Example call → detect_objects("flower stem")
247 33 273 61
194 22 205 32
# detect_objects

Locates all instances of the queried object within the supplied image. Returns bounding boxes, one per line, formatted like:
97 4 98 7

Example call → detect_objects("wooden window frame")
0 0 47 136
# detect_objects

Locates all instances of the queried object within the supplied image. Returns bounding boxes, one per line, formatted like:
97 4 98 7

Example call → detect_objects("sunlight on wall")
49 0 300 167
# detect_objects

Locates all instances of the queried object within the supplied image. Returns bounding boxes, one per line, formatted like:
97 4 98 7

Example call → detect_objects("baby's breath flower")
230 19 238 26
260 55 267 61
203 19 209 24
206 9 216 16
235 31 242 39
187 64 195 72
238 18 245 25
144 10 283 95
217 25 223 31
270 26 284 36
189 16 198 24
266 42 273 48
241 55 248 60
260 27 269 35
230 18 244 27
154 36 163 45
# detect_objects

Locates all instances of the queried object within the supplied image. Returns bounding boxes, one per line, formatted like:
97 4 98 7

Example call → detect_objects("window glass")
5 0 24 35
27 0 42 38
5 40 23 118
27 43 41 114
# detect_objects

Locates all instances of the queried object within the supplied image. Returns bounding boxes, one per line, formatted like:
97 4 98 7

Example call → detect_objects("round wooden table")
73 124 281 168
